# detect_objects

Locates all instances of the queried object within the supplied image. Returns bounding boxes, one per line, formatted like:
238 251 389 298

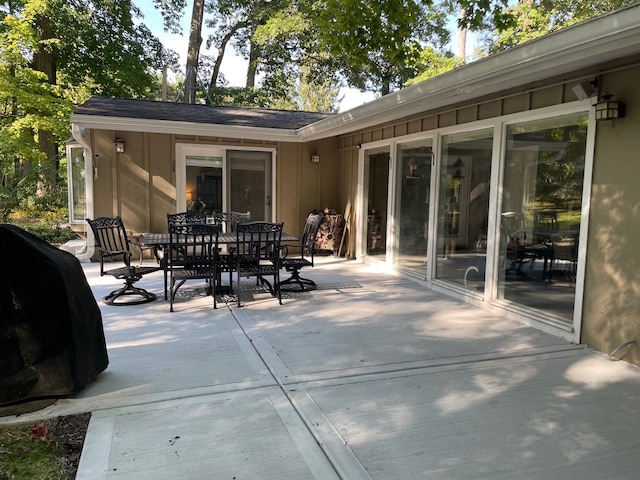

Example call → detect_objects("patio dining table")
140 230 299 298
140 231 298 247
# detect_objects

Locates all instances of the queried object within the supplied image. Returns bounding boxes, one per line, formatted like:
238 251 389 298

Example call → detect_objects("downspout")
71 124 95 262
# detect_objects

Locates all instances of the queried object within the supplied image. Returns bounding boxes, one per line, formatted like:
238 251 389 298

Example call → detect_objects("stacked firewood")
314 208 345 255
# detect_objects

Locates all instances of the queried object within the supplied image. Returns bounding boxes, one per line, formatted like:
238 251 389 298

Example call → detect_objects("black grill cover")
0 224 108 405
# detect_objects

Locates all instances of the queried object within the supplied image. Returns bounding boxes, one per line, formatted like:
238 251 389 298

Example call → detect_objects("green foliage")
152 0 188 35
483 0 637 53
0 0 169 220
406 46 464 86
0 425 70 480
313 0 451 95
6 184 77 245
456 0 515 31
295 66 341 112
10 218 79 244
207 86 274 107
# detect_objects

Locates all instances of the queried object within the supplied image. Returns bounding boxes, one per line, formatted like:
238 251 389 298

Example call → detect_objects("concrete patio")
3 257 640 479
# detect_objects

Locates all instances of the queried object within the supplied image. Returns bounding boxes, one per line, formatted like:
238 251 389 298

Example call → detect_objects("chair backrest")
212 211 251 233
235 222 283 273
300 213 323 260
501 211 526 243
167 211 207 227
87 216 132 269
551 232 578 262
168 223 219 269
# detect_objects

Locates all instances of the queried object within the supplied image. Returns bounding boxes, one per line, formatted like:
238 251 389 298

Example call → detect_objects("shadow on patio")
2 257 640 479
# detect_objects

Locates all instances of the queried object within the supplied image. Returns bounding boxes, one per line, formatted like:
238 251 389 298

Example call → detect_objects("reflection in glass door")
436 129 493 292
186 155 223 216
393 140 432 274
364 146 390 258
228 150 272 221
498 113 587 321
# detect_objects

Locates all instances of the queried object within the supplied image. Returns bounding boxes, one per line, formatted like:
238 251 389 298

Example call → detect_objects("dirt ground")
0 410 90 479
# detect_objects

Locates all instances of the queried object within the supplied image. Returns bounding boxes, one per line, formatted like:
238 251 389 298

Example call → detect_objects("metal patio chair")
279 212 323 291
87 216 160 305
168 222 220 312
235 221 283 307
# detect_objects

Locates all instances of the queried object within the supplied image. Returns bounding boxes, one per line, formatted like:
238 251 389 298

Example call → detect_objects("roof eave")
298 5 640 141
69 114 300 142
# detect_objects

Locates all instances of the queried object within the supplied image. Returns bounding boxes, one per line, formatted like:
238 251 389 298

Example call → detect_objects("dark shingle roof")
73 96 335 130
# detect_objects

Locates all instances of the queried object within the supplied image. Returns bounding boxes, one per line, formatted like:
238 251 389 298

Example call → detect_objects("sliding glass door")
498 113 588 321
435 129 493 292
227 150 272 221
178 145 274 221
393 139 433 275
363 146 390 258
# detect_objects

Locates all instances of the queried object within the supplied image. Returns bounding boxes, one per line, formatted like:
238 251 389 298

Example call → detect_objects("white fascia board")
298 5 640 141
69 114 300 142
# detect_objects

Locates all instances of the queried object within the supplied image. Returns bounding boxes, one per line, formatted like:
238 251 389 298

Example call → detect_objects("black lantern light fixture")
408 156 418 177
452 158 465 180
594 94 625 121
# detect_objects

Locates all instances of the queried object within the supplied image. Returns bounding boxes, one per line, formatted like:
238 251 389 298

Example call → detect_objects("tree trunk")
458 7 467 62
246 39 259 88
32 14 57 194
209 21 248 89
184 0 204 104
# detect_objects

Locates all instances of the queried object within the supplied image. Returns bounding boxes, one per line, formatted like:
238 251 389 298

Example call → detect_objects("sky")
135 3 472 112
135 3 376 112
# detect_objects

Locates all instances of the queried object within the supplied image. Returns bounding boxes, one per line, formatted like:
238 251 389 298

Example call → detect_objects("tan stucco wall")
87 132 341 240
582 66 640 363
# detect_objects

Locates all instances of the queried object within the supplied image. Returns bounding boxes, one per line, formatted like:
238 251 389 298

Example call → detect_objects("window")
67 145 87 223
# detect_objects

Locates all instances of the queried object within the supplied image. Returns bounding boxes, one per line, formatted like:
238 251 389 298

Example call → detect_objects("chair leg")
212 271 217 309
275 272 282 305
164 268 169 300
104 277 156 306
169 278 187 312
279 269 316 292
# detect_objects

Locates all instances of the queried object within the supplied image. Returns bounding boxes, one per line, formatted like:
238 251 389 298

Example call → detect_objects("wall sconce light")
311 153 320 163
594 95 625 121
186 191 193 202
114 138 126 153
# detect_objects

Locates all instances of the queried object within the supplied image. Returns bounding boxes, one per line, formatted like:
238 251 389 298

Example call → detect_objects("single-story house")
68 4 640 364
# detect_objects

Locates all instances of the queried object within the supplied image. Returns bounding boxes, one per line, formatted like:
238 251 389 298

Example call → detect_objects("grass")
0 414 89 480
